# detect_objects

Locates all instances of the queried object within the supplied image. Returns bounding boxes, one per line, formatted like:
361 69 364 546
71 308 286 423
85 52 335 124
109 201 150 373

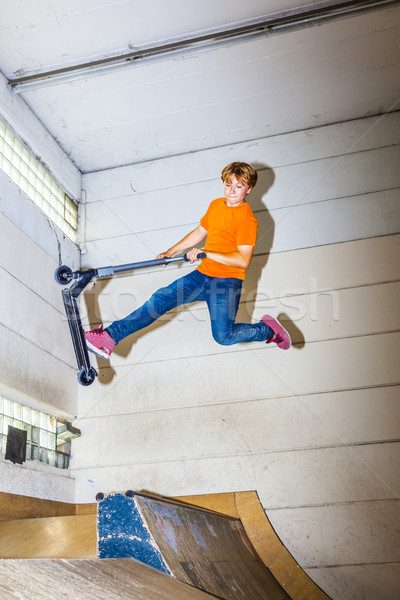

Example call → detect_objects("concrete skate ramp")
0 514 97 559
97 491 290 600
0 558 218 600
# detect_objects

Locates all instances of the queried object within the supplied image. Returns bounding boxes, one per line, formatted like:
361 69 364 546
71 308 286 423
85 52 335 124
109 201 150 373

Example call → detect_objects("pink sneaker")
261 315 291 350
85 326 115 359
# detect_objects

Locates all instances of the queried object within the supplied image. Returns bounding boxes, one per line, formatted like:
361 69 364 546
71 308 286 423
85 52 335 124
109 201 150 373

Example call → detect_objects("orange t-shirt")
197 198 258 280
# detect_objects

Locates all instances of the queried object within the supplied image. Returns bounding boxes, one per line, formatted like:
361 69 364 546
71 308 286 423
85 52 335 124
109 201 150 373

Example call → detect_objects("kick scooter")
54 253 205 386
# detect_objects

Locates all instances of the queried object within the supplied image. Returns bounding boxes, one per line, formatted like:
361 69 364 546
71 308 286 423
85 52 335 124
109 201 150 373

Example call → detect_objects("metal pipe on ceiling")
8 0 399 93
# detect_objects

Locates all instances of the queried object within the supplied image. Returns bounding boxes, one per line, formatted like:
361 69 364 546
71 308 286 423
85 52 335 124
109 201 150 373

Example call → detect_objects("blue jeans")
106 270 273 346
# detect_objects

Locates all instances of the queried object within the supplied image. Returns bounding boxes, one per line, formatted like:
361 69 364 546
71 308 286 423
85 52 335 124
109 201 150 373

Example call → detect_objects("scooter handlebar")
55 252 207 285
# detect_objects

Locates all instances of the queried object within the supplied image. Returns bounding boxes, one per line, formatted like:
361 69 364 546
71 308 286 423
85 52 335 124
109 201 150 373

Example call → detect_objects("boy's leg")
85 270 207 357
206 278 291 348
107 269 207 343
206 278 269 345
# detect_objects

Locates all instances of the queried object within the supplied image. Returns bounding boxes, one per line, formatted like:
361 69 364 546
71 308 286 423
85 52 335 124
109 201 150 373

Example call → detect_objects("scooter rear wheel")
77 366 97 386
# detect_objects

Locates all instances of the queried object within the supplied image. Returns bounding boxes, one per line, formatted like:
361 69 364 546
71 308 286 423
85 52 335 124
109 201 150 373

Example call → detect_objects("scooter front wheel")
54 265 73 285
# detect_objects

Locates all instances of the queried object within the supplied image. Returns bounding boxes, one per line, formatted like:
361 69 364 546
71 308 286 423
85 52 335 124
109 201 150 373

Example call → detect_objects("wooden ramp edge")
175 491 331 600
0 492 97 521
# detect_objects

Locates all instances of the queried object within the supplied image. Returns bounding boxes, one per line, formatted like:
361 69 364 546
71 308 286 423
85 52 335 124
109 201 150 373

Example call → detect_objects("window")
0 395 80 469
0 118 78 242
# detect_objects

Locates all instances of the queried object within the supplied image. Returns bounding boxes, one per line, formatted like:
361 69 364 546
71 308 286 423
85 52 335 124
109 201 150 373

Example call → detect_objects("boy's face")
223 175 252 207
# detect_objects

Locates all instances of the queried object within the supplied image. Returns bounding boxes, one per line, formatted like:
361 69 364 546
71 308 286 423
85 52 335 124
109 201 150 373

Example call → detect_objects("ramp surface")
97 491 290 600
0 558 218 599
0 514 97 559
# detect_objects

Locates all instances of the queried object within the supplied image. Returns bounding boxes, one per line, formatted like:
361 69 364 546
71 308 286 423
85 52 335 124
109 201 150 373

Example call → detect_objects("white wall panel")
82 187 400 266
82 113 400 271
76 333 400 421
0 459 74 503
269 499 400 566
244 234 400 296
260 189 400 254
307 563 400 600
266 146 400 209
0 210 71 312
73 386 400 467
82 223 192 268
80 234 400 312
73 441 400 512
0 325 76 415
82 112 400 202
0 268 76 367
84 182 218 241
83 145 400 242
78 280 400 372
73 443 400 509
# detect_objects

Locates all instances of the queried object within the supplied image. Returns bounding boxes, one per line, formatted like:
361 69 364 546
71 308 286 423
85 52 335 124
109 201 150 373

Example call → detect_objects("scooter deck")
61 271 97 386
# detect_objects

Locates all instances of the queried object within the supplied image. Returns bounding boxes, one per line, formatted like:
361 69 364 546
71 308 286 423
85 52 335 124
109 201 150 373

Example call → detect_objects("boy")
85 162 291 359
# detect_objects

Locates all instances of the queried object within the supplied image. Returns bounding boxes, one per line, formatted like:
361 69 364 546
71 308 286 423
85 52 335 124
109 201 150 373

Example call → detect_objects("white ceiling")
0 0 399 173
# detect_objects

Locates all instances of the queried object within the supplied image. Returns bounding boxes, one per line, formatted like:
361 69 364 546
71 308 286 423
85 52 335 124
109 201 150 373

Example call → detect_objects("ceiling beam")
8 0 399 93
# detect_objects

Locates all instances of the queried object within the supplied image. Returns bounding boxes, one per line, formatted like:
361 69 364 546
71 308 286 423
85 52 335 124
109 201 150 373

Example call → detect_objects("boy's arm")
199 245 255 270
157 225 207 259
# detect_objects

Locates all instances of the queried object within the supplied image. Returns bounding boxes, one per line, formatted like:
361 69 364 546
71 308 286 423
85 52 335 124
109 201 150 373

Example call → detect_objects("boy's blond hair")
221 162 258 188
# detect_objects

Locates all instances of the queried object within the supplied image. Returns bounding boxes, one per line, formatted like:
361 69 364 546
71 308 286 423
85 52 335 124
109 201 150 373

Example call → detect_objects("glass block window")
0 395 74 469
0 118 78 242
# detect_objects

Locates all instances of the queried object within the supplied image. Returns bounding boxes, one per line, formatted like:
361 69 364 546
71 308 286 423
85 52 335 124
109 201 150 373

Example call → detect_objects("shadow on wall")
83 162 304 385
240 163 305 349
239 162 275 322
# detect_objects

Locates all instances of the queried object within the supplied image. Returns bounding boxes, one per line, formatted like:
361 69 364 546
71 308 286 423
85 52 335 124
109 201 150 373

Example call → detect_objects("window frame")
0 118 78 242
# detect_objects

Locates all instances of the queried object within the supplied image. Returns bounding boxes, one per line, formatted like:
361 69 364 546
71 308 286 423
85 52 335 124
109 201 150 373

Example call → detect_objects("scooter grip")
184 252 207 262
